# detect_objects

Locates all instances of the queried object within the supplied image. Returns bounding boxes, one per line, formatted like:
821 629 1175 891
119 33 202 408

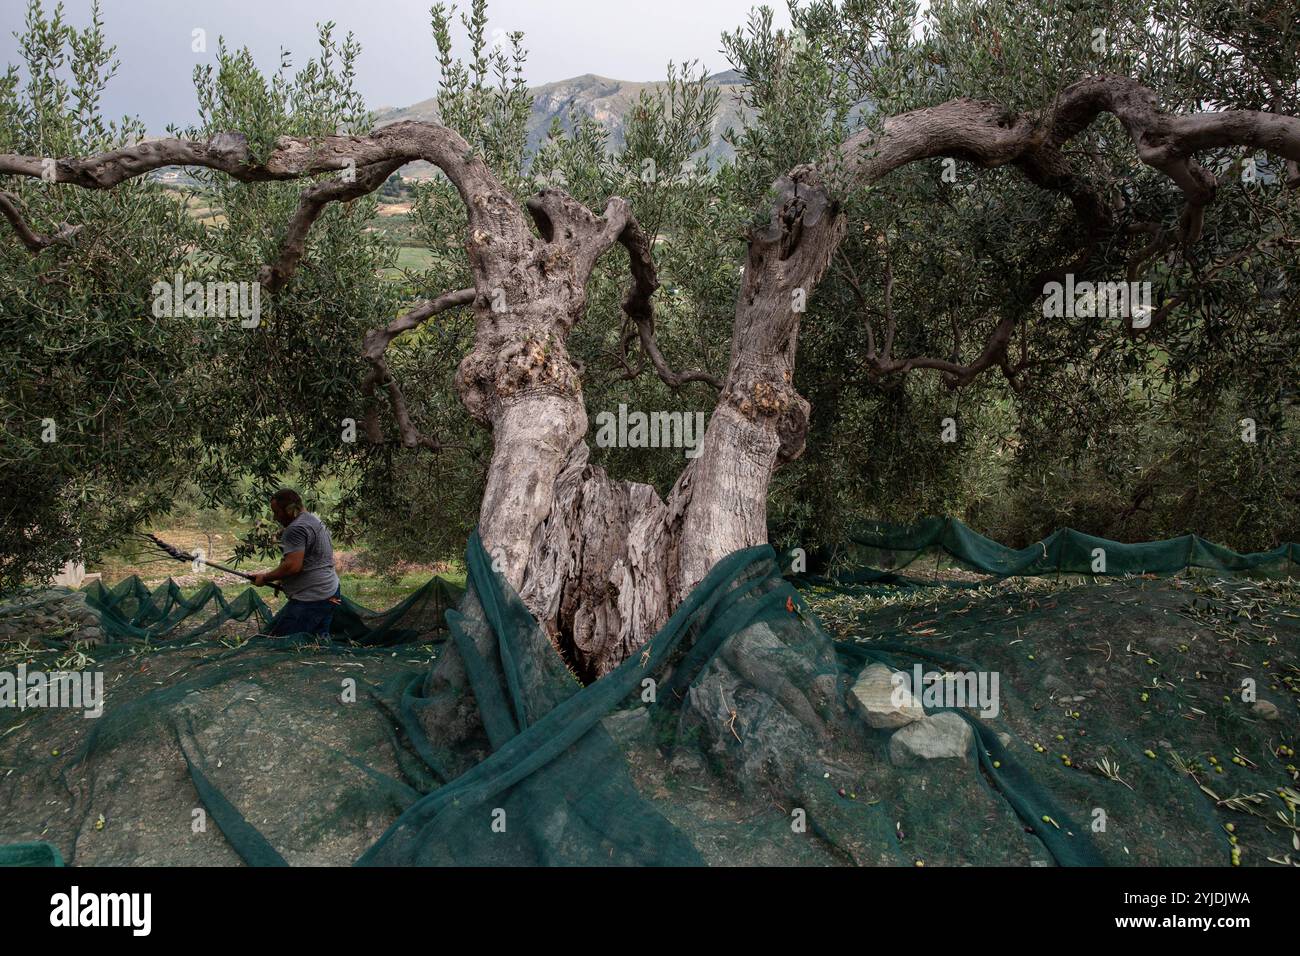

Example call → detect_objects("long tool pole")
142 534 280 592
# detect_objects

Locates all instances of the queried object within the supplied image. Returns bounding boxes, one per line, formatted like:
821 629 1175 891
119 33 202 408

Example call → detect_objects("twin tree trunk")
466 172 843 681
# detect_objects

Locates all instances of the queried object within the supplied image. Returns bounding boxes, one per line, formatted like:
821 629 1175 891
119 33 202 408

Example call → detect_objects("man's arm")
251 550 304 587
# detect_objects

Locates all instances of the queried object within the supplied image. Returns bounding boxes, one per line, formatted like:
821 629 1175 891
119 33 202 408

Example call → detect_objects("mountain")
372 70 752 178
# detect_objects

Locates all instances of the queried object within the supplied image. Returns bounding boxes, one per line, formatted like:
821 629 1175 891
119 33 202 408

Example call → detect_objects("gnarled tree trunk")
460 167 844 681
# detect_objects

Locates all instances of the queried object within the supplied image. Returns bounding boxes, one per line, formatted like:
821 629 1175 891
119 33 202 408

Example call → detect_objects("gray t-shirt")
278 512 340 601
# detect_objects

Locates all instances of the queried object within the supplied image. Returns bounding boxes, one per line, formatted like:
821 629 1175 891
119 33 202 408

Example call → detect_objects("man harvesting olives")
250 489 342 637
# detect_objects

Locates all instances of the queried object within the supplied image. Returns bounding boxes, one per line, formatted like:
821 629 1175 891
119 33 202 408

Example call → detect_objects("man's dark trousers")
268 588 341 637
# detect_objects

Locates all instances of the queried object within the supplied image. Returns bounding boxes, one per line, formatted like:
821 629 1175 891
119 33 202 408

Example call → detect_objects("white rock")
851 663 925 729
889 712 975 766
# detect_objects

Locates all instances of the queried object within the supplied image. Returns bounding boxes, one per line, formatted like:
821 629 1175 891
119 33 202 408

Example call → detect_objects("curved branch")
822 74 1300 392
526 188 721 391
362 287 476 362
1 121 532 282
836 74 1300 246
0 122 496 197
361 288 476 450
260 158 405 291
0 191 82 252
608 202 722 391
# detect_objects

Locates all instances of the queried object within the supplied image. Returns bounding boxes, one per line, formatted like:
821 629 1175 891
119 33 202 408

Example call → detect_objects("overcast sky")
0 0 790 132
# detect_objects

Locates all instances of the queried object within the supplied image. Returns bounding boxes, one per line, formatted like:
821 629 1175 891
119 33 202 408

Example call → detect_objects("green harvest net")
1 521 1296 867
789 517 1300 590
78 572 467 646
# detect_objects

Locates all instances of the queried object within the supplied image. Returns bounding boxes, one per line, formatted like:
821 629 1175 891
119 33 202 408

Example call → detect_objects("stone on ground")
888 712 975 766
851 663 925 729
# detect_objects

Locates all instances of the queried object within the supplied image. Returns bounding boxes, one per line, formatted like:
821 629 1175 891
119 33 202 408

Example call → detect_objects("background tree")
0 2 198 586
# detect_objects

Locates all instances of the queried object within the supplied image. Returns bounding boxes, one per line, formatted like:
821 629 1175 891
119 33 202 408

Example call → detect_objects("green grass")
380 245 436 278
88 507 464 614
337 569 464 611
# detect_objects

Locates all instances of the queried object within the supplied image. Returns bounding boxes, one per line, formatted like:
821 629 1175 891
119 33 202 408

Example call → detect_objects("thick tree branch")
817 74 1300 393
361 288 477 449
1 121 534 285
0 123 495 197
0 191 82 252
837 75 1299 249
260 158 405 291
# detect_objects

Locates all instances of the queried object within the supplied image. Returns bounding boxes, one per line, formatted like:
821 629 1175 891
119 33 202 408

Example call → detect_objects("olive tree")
3 0 1297 679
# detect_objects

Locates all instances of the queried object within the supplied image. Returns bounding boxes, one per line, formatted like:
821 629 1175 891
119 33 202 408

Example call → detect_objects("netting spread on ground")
794 517 1300 588
1 522 1297 866
79 573 466 646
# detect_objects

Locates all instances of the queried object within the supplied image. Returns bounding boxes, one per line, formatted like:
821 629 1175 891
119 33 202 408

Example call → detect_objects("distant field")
381 244 437 278
163 186 225 226
162 184 433 277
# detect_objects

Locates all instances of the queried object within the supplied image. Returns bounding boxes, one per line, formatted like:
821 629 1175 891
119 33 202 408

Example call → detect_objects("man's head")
269 488 304 527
